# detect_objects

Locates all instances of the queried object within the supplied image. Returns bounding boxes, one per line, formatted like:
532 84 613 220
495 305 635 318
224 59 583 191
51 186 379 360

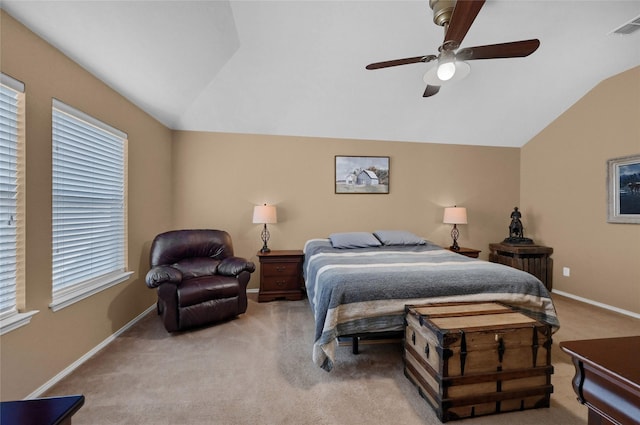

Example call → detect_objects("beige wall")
0 11 173 400
172 131 522 290
11 6 637 402
521 66 640 314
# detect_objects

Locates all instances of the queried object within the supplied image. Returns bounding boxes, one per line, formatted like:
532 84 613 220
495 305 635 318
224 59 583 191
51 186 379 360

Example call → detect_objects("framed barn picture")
607 154 640 224
335 155 389 194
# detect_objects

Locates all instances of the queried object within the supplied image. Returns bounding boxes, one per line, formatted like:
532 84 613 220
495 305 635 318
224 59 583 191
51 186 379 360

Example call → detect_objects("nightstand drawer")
261 262 299 278
261 275 299 291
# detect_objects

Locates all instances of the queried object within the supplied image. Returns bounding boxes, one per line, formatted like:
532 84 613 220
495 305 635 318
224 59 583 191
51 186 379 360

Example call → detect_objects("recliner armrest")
145 265 183 288
217 256 256 276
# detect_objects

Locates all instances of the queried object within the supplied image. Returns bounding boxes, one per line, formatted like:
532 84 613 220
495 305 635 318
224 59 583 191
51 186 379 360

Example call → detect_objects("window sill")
49 271 134 312
0 310 39 336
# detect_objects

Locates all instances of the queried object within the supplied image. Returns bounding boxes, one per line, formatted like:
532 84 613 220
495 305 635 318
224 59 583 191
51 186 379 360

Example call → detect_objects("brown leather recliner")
145 229 255 332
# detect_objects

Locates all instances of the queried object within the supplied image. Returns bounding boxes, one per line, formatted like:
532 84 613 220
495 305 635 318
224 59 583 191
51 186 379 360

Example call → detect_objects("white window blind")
0 73 33 335
51 99 131 311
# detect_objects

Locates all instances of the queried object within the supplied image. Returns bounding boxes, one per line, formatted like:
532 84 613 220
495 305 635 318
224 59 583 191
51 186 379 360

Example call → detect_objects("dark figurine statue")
503 207 534 244
509 207 523 238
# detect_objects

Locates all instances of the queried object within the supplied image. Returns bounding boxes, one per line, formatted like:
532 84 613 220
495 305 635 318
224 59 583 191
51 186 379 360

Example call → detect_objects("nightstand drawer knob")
276 280 287 287
275 266 286 272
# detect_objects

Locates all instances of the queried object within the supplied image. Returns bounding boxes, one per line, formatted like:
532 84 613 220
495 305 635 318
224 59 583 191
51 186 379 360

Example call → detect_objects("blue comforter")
303 239 559 371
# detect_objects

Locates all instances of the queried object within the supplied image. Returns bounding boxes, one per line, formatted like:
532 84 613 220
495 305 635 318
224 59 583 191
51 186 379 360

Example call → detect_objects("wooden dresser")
560 337 640 425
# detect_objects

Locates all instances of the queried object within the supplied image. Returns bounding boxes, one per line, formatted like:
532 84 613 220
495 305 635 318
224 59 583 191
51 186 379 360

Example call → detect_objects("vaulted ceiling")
2 1 640 147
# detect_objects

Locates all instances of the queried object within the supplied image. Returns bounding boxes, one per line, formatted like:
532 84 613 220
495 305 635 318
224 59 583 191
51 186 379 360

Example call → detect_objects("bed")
303 231 560 372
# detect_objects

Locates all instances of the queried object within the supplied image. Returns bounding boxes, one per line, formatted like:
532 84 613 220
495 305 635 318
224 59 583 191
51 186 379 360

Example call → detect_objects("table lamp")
443 206 467 251
253 204 277 253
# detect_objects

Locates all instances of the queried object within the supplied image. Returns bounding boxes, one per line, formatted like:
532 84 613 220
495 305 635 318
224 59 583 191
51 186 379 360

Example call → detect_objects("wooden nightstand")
257 250 305 302
489 243 553 291
446 247 481 258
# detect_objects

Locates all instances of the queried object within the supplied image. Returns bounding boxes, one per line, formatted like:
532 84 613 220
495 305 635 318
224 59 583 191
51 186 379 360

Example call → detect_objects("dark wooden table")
0 394 84 425
560 336 640 425
445 246 481 258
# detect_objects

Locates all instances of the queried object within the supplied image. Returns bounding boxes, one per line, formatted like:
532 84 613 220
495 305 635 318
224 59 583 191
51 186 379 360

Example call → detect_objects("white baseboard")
27 304 156 399
552 289 640 320
246 288 259 294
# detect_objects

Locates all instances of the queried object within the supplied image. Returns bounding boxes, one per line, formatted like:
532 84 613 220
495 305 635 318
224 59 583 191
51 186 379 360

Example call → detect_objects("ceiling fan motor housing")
429 0 456 27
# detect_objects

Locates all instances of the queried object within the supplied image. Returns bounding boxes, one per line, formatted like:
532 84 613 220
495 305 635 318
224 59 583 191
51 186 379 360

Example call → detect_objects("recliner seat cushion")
177 275 240 307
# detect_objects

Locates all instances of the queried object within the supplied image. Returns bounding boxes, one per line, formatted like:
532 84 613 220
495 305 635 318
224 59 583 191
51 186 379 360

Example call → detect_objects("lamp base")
450 224 460 251
260 224 271 253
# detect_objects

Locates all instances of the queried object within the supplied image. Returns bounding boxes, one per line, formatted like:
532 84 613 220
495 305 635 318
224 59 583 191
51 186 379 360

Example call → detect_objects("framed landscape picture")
335 155 389 194
607 154 640 224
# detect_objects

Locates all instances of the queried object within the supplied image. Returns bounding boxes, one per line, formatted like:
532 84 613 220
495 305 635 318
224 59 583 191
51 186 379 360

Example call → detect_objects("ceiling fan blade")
366 55 436 70
423 85 440 97
457 39 540 61
444 0 486 48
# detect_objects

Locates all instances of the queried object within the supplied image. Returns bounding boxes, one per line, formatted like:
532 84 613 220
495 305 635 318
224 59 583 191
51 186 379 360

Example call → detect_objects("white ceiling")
2 0 640 147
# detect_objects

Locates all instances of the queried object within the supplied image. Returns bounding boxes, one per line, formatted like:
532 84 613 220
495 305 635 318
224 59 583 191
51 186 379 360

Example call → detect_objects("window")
50 99 131 311
0 73 35 335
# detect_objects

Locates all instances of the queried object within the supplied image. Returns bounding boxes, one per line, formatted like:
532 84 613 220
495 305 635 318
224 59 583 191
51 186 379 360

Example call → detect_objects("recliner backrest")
150 229 234 267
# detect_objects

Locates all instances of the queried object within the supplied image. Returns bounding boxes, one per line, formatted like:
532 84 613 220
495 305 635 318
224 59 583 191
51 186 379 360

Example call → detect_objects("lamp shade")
443 207 467 225
252 204 277 224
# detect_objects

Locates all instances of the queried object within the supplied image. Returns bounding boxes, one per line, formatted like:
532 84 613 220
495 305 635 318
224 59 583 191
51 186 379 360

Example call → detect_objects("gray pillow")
328 232 382 249
373 230 426 246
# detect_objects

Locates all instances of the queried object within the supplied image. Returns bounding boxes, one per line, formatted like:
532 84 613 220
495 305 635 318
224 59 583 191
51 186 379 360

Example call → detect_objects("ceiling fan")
365 0 540 97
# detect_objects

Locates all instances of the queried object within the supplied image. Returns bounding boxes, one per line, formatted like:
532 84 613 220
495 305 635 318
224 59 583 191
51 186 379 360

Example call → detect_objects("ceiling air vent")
611 14 640 35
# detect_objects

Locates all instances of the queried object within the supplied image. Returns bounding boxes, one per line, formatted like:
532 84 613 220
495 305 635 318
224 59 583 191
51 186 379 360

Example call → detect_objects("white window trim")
1 73 24 92
52 99 127 139
0 309 39 336
49 271 133 312
50 99 131 312
0 73 37 335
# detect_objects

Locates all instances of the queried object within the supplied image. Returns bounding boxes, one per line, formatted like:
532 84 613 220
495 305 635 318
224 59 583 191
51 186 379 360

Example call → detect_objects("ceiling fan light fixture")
367 0 539 98
424 61 470 85
437 61 456 81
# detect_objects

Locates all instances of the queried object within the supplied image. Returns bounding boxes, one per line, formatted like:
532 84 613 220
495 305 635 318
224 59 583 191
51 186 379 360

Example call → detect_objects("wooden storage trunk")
403 302 553 422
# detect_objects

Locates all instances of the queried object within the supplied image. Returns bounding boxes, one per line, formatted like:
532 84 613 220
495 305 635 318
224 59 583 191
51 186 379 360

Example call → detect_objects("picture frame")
335 155 389 194
607 154 640 224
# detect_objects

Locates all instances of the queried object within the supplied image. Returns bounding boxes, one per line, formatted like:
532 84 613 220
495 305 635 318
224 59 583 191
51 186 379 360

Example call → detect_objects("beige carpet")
44 294 640 425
